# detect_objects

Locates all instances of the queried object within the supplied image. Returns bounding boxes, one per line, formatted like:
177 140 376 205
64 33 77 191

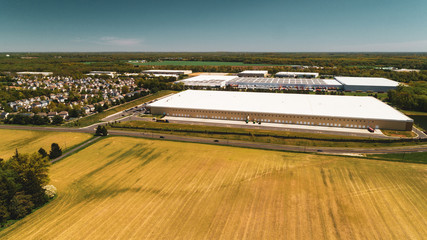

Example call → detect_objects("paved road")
413 126 427 139
2 125 426 155
107 129 427 155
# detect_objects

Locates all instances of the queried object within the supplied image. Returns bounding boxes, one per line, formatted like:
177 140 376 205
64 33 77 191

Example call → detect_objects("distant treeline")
1 53 426 80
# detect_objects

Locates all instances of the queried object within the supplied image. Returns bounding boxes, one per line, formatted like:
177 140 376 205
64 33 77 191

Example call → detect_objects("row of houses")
13 76 137 96
8 93 69 111
0 111 69 120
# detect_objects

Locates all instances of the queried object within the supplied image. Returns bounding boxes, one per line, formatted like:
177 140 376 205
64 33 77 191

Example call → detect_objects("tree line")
387 82 427 112
4 114 64 125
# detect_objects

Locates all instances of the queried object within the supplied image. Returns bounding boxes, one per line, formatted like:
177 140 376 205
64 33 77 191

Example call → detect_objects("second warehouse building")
148 90 413 131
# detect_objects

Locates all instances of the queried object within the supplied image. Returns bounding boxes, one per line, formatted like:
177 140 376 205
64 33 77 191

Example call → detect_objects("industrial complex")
148 90 413 131
177 72 400 92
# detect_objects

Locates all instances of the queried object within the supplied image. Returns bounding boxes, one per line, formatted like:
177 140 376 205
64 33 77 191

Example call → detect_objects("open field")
1 136 426 239
109 120 424 148
66 90 176 127
130 60 285 66
0 129 92 159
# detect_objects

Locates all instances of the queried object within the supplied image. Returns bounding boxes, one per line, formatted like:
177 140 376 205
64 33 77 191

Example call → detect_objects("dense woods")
388 82 427 112
0 150 52 227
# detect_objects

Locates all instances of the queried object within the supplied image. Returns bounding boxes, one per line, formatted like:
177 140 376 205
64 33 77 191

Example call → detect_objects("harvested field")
1 137 426 239
0 129 92 159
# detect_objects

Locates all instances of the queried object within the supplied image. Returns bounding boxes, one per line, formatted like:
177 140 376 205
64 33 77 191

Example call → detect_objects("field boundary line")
51 136 102 164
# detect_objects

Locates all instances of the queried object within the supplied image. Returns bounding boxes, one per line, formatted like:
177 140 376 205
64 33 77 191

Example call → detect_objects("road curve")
1 125 426 154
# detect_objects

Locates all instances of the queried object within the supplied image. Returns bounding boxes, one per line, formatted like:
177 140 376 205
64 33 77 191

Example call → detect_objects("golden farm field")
1 136 426 239
0 129 92 159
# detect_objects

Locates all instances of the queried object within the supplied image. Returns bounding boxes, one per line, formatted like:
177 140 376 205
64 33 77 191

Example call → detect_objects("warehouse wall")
343 85 397 92
150 107 413 131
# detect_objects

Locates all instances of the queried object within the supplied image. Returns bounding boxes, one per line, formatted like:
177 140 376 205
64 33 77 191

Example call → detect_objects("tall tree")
38 148 48 158
6 152 50 206
49 143 62 159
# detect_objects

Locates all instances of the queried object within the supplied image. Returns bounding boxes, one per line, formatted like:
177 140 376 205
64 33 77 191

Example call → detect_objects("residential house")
59 111 69 119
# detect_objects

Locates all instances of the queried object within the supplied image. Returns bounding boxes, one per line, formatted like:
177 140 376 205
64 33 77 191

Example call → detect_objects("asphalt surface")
413 126 427 138
1 124 427 155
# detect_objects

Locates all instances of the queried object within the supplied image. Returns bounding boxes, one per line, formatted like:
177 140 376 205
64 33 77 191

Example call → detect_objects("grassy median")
108 120 425 148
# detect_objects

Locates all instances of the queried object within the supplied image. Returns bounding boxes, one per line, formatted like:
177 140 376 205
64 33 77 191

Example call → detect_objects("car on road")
214 139 219 142
159 136 164 139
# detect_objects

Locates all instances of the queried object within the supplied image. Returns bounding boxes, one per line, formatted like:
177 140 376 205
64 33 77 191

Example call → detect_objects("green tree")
121 85 130 94
95 104 104 113
68 108 81 118
95 125 103 136
6 152 50 206
101 126 108 136
38 148 48 158
8 192 34 219
0 166 17 226
95 125 108 136
49 143 62 159
51 115 64 125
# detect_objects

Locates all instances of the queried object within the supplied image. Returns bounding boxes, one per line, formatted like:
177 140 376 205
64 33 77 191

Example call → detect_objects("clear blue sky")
1 0 426 52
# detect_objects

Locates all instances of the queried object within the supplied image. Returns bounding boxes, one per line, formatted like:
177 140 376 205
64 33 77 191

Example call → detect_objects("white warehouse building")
143 69 192 75
238 70 268 77
276 72 319 78
227 77 341 90
148 90 413 131
177 75 237 88
335 76 400 92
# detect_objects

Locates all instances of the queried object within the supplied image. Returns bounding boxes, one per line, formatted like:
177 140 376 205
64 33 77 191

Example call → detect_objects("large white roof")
228 77 341 86
239 70 268 74
148 90 411 121
276 72 319 76
335 76 399 87
180 75 237 82
177 75 237 87
143 69 192 74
